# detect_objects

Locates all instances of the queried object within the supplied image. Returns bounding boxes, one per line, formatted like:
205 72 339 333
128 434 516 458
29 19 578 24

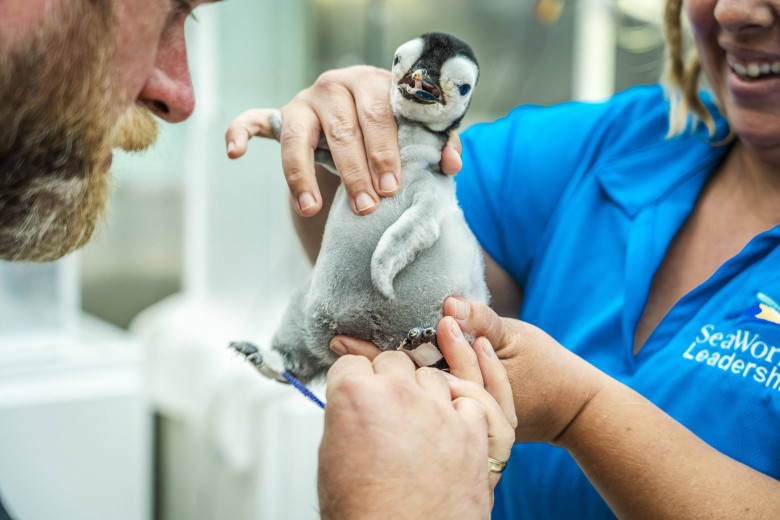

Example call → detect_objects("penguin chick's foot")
398 327 450 371
400 327 438 350
229 341 289 384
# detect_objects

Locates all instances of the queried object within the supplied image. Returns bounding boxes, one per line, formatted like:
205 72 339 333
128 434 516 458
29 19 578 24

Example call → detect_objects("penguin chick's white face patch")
393 38 424 80
390 36 478 133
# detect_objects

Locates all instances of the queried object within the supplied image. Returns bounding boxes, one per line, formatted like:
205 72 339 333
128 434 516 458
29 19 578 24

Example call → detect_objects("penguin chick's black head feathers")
390 32 479 134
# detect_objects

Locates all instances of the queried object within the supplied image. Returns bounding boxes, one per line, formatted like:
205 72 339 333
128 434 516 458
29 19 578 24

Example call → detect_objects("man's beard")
0 1 160 262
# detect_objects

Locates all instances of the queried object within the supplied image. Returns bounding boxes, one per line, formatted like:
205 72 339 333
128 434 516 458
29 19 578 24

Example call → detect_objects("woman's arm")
560 378 780 519
448 298 780 519
483 252 523 319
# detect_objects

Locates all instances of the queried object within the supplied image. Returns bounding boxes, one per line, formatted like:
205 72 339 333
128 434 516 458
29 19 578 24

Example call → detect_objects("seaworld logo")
732 292 780 327
681 294 780 391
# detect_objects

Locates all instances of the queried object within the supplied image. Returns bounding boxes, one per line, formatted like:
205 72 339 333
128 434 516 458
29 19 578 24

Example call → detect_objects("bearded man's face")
0 1 159 262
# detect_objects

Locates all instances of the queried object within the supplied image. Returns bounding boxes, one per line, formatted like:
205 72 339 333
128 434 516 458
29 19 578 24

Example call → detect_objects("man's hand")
225 66 463 218
319 345 514 520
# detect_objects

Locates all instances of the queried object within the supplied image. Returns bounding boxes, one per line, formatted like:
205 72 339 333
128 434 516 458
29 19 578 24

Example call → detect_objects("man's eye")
176 1 193 14
175 0 198 20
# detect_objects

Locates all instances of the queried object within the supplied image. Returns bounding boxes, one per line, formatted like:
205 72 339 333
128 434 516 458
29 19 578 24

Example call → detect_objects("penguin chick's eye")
458 84 472 96
394 55 400 66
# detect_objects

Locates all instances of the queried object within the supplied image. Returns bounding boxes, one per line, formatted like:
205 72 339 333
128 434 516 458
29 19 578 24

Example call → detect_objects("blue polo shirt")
456 84 780 519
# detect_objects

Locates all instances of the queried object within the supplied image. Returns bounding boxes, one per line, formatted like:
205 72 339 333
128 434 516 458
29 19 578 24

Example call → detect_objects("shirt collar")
595 136 732 218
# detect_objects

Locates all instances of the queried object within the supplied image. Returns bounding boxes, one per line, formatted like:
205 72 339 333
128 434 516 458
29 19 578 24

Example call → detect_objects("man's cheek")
111 0 171 107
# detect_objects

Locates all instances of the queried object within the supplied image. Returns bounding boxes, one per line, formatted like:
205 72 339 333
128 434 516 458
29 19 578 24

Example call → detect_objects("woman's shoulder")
461 85 674 160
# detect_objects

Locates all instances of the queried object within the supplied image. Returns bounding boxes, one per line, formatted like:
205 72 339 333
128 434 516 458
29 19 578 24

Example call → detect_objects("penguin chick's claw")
400 327 438 350
397 327 450 371
229 341 289 384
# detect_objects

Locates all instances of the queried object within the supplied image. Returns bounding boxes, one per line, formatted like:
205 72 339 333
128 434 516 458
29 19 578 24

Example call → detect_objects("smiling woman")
683 0 780 160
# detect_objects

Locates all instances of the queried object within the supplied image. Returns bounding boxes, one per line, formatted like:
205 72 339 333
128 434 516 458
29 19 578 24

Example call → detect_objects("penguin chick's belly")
306 184 486 351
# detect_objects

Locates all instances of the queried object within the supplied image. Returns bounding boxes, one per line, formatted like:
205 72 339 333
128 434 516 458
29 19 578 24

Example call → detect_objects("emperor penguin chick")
233 33 488 383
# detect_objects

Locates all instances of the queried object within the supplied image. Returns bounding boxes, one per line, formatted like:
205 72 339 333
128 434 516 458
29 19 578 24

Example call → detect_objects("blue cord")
283 371 326 409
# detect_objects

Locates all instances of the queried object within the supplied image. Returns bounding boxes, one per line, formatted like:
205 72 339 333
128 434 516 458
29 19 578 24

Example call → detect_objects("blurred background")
0 0 668 519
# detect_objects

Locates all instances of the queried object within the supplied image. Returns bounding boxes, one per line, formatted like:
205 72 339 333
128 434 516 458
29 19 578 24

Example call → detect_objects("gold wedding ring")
488 457 507 473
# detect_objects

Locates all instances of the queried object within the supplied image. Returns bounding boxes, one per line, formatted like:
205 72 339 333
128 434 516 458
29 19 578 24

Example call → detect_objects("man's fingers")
325 354 375 396
330 335 383 360
437 316 483 386
451 396 505 490
279 103 325 216
444 297 506 351
451 397 489 443
415 367 452 403
372 350 417 377
225 108 277 159
447 377 514 464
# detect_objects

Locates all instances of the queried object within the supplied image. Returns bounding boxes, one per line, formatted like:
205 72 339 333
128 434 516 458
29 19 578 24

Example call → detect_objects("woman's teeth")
728 57 780 79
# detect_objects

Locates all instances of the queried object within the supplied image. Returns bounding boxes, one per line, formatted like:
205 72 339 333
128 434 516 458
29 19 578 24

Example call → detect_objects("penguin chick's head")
390 32 478 133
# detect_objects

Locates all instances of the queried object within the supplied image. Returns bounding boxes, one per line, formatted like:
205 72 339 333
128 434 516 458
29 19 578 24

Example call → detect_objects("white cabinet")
0 315 151 520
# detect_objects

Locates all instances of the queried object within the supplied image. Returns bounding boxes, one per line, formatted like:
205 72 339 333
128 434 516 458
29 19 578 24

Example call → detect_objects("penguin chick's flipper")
370 189 441 299
229 341 289 384
270 110 338 175
397 327 450 371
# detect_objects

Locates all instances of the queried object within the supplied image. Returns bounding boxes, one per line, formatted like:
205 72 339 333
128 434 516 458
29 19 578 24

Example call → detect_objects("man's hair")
663 0 716 137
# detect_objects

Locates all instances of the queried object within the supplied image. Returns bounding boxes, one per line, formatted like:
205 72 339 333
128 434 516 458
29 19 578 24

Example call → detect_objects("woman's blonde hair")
663 0 716 136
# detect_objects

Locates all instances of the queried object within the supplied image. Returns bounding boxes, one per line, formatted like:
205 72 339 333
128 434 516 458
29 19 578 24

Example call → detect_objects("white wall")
131 1 324 518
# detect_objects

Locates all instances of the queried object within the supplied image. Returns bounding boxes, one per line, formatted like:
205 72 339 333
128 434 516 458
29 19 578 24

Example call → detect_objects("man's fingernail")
379 173 398 194
227 140 236 154
331 341 349 356
298 192 316 212
449 297 470 320
355 192 377 213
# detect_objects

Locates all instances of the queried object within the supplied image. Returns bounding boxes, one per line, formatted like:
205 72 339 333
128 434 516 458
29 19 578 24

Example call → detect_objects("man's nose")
138 19 195 123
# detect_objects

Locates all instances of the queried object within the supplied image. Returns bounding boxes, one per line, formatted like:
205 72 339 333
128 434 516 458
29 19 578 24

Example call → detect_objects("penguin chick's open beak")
399 69 444 104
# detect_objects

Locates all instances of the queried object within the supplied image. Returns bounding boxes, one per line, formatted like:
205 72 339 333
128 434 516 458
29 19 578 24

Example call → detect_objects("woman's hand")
224 66 463 217
436 317 517 491
333 297 607 445
441 297 606 444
